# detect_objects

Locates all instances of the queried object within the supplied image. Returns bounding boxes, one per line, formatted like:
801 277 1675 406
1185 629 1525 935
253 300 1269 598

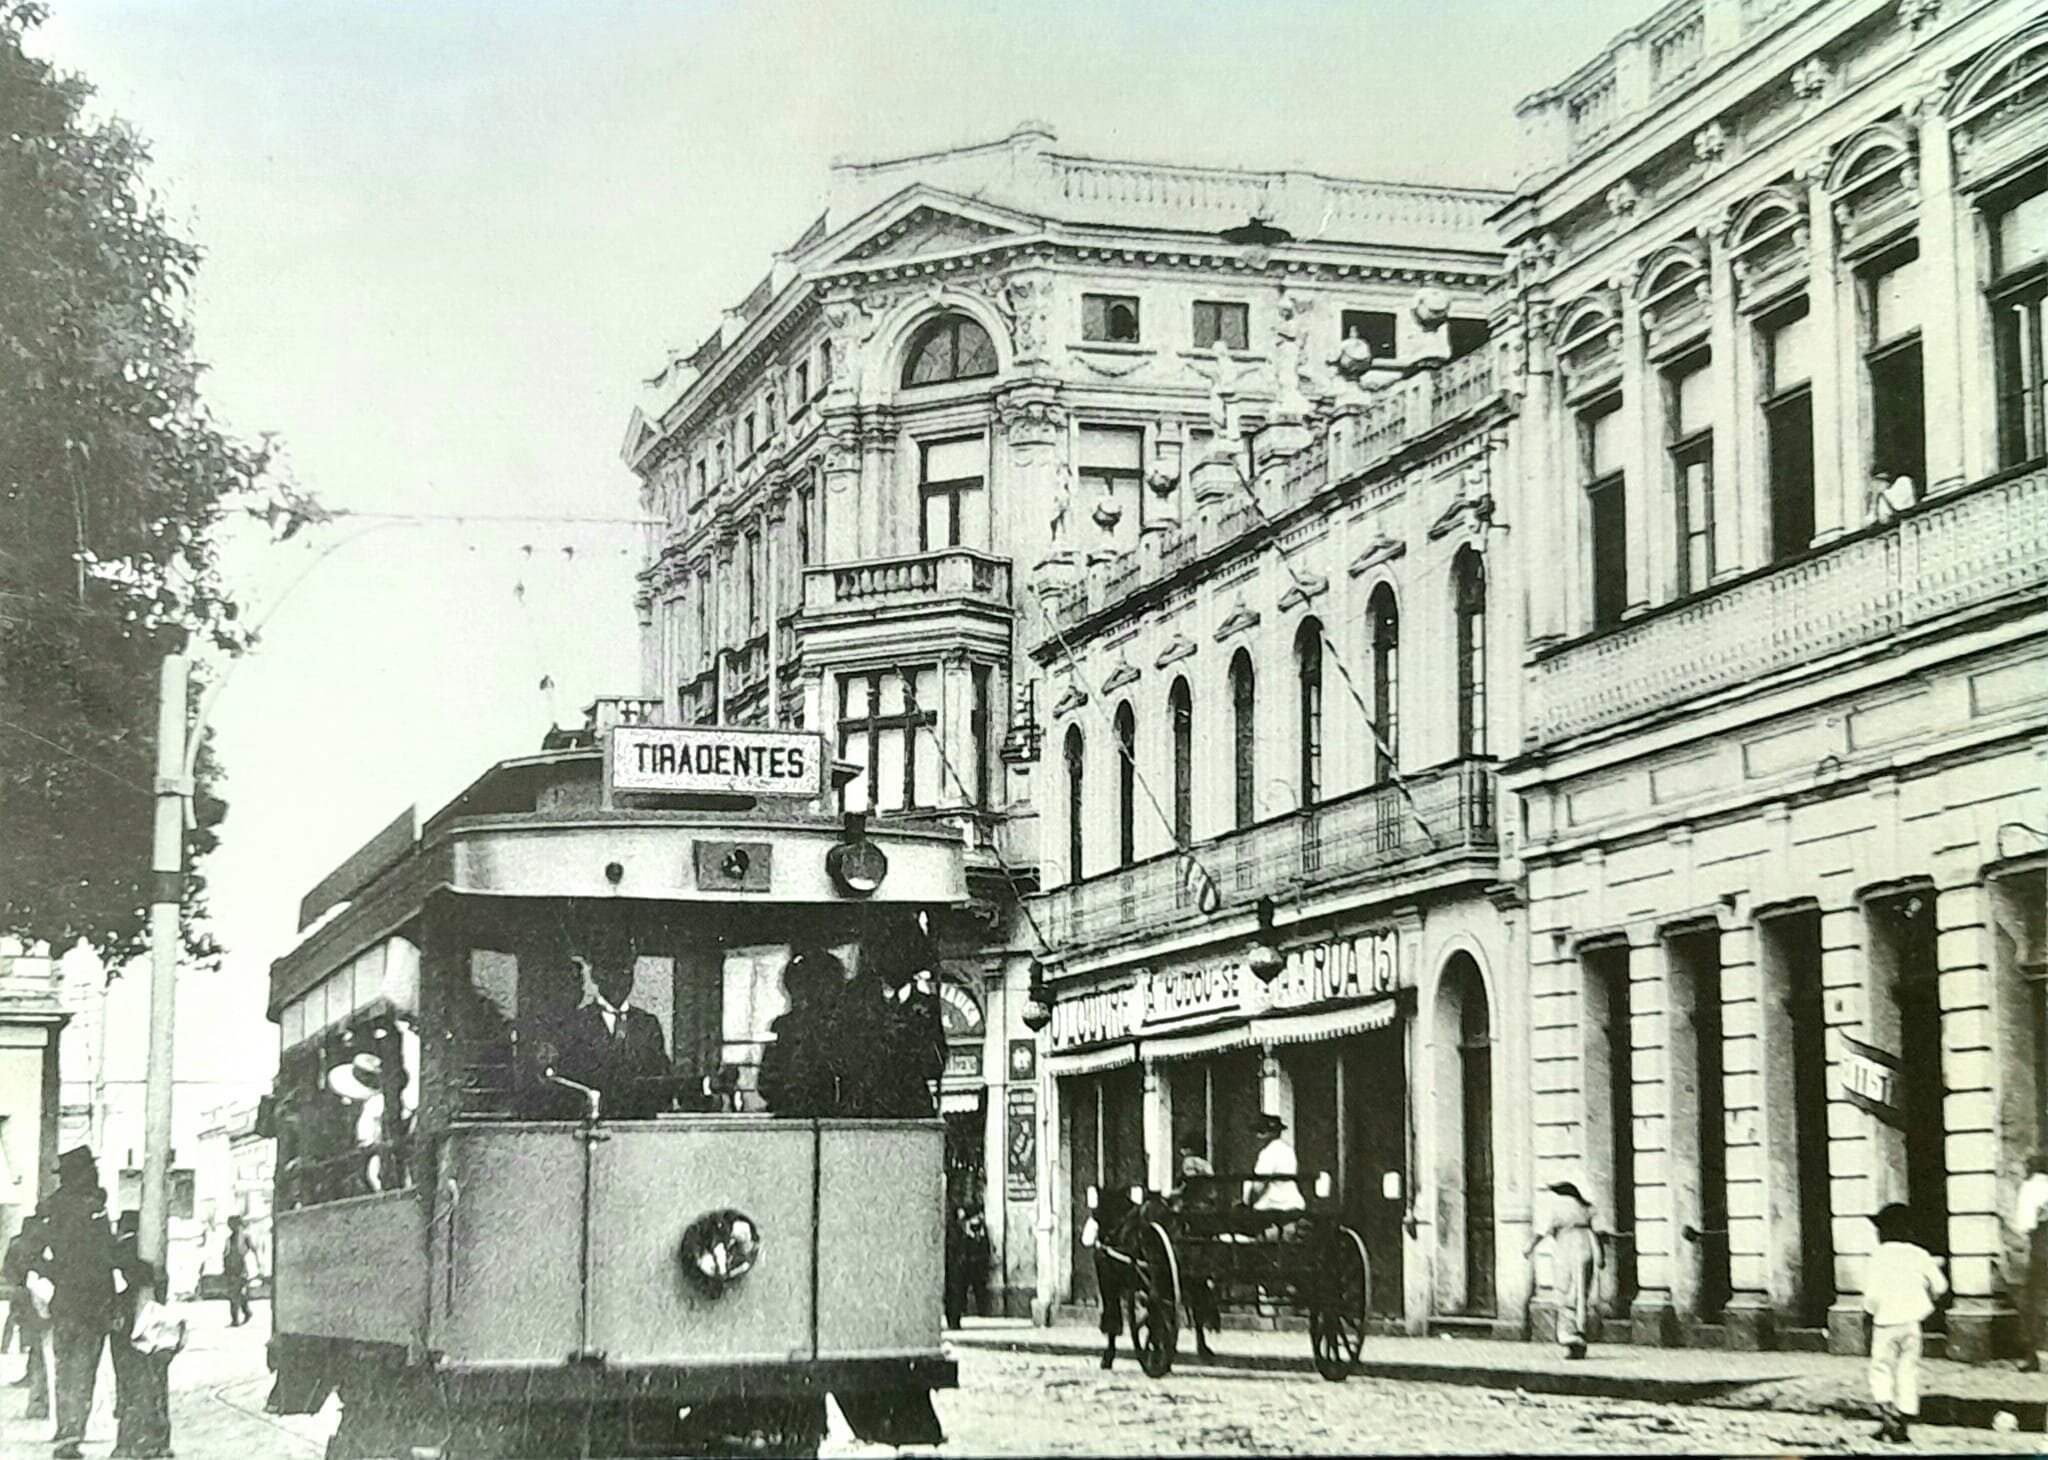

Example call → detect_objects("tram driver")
552 941 675 1120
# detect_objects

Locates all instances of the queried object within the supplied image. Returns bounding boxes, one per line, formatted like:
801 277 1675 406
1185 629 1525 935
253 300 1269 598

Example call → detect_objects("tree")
1 1 276 969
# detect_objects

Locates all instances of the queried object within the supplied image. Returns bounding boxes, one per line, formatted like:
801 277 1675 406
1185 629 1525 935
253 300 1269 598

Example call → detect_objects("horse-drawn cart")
1083 1173 1372 1382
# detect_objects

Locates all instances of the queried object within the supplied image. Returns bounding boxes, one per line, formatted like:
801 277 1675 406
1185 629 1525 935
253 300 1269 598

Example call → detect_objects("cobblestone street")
6 1307 2046 1457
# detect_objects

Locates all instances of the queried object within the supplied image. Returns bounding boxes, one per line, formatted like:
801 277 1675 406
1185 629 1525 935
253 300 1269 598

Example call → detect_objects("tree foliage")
1 1 274 969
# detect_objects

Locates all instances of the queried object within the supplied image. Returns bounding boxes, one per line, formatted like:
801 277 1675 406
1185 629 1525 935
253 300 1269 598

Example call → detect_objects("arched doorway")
1433 954 1495 1317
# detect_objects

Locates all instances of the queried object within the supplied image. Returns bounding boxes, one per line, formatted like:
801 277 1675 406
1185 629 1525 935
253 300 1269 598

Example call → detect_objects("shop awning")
1252 997 1402 1047
1046 1042 1139 1077
1141 1023 1259 1063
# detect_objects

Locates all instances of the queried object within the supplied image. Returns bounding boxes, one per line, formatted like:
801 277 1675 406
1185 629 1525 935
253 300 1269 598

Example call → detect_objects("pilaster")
1820 900 1875 1355
1807 168 1849 546
1914 96 1967 497
1704 225 1742 581
1717 919 1771 1348
1142 1061 1171 1194
1626 934 1678 1344
1617 283 1653 617
1936 877 2007 1362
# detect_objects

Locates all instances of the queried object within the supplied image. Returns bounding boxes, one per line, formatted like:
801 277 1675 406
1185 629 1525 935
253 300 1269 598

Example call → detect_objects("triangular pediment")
806 186 1043 272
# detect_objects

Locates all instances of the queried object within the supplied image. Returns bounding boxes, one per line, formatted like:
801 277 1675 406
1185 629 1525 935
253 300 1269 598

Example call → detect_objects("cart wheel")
1125 1220 1181 1379
1309 1226 1370 1381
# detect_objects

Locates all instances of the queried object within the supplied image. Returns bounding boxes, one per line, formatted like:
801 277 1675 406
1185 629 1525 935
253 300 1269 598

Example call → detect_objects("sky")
27 0 1654 1075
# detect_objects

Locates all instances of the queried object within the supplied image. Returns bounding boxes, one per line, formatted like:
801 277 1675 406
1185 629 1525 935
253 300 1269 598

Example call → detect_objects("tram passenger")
758 949 845 1118
836 919 945 1121
553 942 674 1119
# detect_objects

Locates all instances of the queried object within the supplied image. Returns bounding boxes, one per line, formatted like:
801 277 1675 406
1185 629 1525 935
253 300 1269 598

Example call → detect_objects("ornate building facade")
619 124 1501 1317
1498 0 2047 1358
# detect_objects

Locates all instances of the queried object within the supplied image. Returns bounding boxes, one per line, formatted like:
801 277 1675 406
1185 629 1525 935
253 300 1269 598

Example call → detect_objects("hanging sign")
610 726 825 797
1833 1030 1904 1129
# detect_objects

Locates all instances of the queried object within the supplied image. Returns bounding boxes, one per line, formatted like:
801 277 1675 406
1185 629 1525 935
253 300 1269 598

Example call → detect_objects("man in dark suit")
553 950 674 1120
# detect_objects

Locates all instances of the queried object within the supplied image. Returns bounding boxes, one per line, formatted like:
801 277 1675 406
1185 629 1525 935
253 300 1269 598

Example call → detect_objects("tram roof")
267 746 971 1019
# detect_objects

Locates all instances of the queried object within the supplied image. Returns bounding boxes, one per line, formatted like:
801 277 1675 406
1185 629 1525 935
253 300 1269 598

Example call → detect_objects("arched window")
1169 677 1193 848
1370 586 1400 785
1114 701 1137 869
1230 650 1256 830
1295 618 1323 806
901 313 998 388
1454 550 1487 758
1063 725 1085 881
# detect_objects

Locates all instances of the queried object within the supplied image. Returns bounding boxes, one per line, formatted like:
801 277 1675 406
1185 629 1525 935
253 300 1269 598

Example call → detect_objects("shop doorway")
1433 955 1494 1317
944 1090 988 1211
1065 1065 1146 1305
1342 1026 1409 1317
1580 944 1637 1313
1866 890 1949 1259
1759 907 1834 1326
1164 1050 1263 1179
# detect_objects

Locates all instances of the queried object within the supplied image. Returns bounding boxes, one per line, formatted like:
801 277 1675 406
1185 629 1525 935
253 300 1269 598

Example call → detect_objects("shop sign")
610 725 825 797
1006 1087 1037 1201
1048 983 1139 1052
939 979 985 1038
1833 1030 1903 1128
1007 1039 1037 1081
1140 961 1244 1030
944 1045 983 1082
1262 930 1402 1014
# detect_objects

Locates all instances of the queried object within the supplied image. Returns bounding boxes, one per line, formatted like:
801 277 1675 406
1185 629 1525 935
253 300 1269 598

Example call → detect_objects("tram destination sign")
610 726 826 798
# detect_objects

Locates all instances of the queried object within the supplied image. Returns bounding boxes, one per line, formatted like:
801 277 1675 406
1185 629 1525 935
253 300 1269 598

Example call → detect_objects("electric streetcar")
263 717 964 1457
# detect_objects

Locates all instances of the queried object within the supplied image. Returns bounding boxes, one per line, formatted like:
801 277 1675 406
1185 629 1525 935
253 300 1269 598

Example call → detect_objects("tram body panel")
430 1126 586 1365
274 1190 428 1353
816 1121 945 1360
444 818 967 905
585 1121 816 1366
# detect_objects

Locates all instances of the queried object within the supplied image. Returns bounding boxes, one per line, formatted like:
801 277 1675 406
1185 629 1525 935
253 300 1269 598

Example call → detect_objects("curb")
951 1334 2048 1433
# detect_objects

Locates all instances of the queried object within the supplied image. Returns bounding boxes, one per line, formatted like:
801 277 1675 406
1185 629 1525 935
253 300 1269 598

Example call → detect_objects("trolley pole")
141 651 190 1274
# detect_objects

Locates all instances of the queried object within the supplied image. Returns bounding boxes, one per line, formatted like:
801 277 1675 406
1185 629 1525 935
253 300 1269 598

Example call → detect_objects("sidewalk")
948 1319 2048 1432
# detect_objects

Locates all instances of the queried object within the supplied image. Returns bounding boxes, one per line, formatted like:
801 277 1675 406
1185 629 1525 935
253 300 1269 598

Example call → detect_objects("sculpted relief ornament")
984 274 1052 365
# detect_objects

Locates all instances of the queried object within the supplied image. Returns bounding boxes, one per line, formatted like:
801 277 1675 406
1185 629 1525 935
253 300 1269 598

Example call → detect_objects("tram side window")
276 1013 420 1210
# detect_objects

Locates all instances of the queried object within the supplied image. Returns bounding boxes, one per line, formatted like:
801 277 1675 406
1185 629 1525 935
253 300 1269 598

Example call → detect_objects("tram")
263 720 965 1458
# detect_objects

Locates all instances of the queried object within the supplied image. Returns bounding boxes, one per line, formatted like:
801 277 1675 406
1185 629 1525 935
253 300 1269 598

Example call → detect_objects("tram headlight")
677 1209 762 1300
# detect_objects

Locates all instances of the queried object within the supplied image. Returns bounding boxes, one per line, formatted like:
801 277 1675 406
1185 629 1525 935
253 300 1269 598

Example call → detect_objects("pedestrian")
33 1146 119 1460
2011 1151 2048 1371
1526 1181 1602 1360
1863 1201 1949 1444
944 1197 990 1329
109 1211 174 1459
4 1210 50 1415
222 1214 259 1328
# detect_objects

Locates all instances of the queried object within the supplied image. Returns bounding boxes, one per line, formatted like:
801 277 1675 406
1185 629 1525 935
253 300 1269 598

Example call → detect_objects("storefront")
1042 924 1419 1320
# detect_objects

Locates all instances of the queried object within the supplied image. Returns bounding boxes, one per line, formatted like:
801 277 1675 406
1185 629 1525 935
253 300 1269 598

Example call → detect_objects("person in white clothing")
2013 1151 2048 1371
1242 1112 1305 1216
1863 1202 1949 1444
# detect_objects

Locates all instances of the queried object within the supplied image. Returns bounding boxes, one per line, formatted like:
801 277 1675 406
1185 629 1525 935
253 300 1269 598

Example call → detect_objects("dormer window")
901 314 998 388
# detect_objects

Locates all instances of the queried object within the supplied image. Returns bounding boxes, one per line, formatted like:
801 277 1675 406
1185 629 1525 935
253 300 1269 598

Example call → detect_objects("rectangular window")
837 667 940 813
1341 309 1398 360
1763 302 1816 561
796 485 816 567
970 663 992 809
763 393 777 438
743 530 762 629
1580 398 1628 629
743 412 757 458
1448 318 1491 359
1192 300 1249 352
1666 354 1715 595
918 435 987 551
694 459 707 502
1079 425 1144 545
1864 249 1925 491
817 341 832 392
1991 182 2048 468
793 361 810 408
1082 293 1141 344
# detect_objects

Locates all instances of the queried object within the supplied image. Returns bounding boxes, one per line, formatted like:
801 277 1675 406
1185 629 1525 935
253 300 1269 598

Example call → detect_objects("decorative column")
820 418 861 564
1626 931 1680 1346
1933 875 2006 1362
764 490 786 725
940 650 974 810
1617 277 1654 617
1715 915 1773 1349
996 386 1068 578
1912 84 1968 496
1517 298 1568 649
859 410 898 560
1806 161 1851 546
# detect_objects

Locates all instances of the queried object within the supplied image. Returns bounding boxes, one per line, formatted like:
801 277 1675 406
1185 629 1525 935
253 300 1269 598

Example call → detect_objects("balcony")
583 696 664 734
1035 759 1497 959
1530 466 2048 745
1038 350 1501 646
802 547 1010 614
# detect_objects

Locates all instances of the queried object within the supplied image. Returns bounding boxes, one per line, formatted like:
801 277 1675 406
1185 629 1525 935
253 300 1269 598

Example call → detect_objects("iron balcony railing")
1035 758 1497 956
